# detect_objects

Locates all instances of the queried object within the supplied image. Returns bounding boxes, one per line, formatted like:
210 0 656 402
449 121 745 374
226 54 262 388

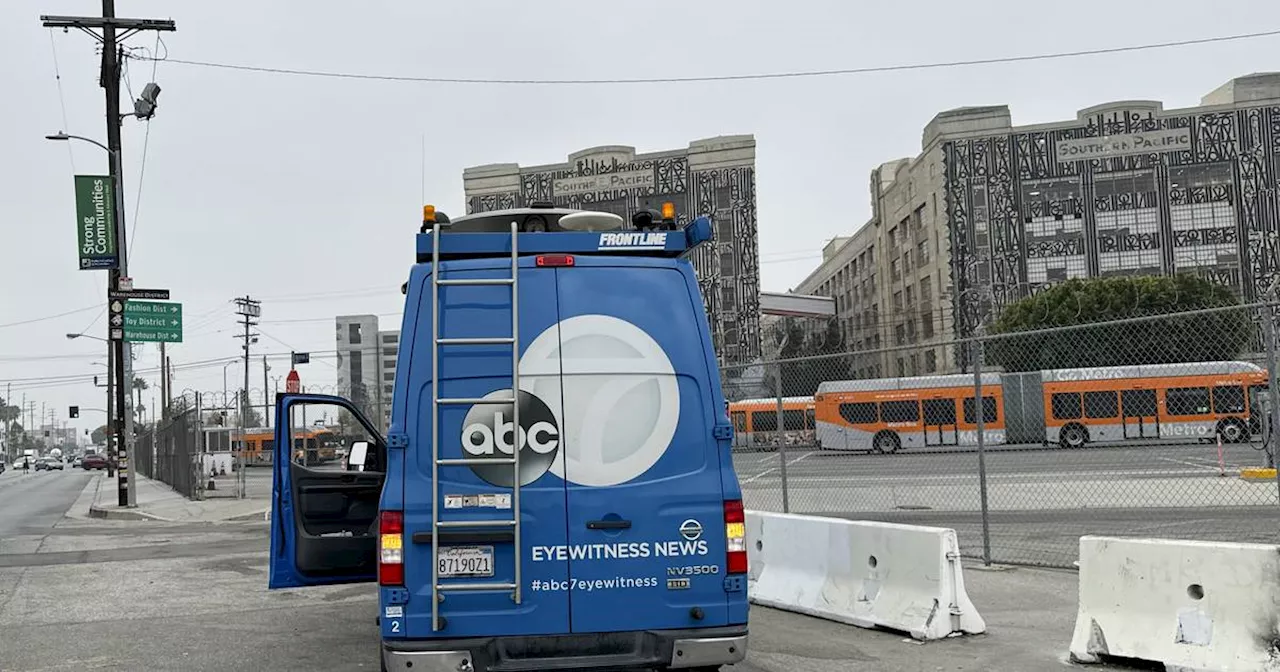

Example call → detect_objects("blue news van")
268 203 749 671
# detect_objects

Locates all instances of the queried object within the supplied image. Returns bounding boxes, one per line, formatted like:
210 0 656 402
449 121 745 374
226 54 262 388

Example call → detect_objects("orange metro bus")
813 361 1269 453
727 396 817 451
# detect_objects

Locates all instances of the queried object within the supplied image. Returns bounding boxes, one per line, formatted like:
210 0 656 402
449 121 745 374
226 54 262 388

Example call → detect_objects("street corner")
88 503 173 522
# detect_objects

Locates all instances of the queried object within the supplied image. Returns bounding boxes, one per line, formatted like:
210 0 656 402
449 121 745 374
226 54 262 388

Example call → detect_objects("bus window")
1051 393 1082 420
805 408 816 429
962 396 997 424
730 411 747 433
1083 391 1118 419
1212 385 1246 414
1122 389 1158 416
264 439 275 451
880 400 919 424
924 399 957 425
840 402 877 425
1166 387 1211 416
753 412 778 432
782 410 806 431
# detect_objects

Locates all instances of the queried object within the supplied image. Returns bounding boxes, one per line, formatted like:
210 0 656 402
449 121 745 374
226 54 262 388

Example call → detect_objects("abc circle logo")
459 314 680 488
461 389 560 487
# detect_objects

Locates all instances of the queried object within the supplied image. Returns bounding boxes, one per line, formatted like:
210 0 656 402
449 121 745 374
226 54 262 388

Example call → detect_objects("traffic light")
69 405 80 418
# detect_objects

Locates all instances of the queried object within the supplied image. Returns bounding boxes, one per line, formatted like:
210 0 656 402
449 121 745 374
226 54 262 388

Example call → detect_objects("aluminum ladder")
429 218 523 631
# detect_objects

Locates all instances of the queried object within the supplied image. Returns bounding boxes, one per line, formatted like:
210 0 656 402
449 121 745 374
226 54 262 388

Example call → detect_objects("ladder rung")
436 519 516 529
436 582 517 592
436 397 514 405
438 457 516 466
436 278 514 286
437 337 515 345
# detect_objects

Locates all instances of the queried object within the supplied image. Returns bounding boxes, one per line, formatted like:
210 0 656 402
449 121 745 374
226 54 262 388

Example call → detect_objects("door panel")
1121 389 1159 439
268 395 385 589
556 263 729 634
922 398 958 446
399 259 571 639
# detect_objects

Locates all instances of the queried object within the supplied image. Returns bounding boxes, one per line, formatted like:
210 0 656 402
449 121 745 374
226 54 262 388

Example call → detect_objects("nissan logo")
679 519 703 541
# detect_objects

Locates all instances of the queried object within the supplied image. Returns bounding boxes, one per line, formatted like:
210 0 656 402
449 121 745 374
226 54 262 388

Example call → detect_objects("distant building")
462 136 762 367
335 315 397 429
793 72 1280 376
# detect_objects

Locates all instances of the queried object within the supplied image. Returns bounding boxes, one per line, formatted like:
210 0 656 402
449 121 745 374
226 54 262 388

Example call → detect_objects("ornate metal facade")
944 104 1280 344
464 145 762 367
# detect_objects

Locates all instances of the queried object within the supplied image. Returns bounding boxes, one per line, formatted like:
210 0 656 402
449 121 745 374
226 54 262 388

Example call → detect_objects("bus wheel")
1059 424 1088 449
1218 419 1247 444
872 431 900 454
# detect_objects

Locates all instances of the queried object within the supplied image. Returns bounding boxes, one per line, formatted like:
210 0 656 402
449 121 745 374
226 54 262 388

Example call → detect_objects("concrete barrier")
745 511 985 640
1070 536 1280 670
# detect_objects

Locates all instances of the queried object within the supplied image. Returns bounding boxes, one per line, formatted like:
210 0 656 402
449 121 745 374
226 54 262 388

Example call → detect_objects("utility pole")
159 342 167 423
41 4 175 508
234 296 261 498
105 348 115 476
262 355 270 429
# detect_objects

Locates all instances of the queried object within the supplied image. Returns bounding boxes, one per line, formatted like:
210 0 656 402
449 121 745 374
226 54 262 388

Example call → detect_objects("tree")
768 317 846 397
0 397 18 425
986 274 1252 372
91 425 110 445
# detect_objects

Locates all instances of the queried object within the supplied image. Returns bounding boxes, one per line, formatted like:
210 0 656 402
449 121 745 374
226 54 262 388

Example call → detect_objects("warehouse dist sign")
553 168 656 196
74 175 119 270
1055 128 1191 161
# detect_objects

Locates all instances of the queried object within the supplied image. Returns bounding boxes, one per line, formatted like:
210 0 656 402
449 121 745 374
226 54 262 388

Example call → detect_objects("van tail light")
536 254 574 267
378 510 404 586
724 499 747 574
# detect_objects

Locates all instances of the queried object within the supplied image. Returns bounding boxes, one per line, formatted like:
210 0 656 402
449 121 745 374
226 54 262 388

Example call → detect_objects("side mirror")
346 441 369 472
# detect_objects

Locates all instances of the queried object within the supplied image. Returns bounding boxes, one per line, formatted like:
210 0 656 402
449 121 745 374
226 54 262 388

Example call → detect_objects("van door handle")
586 519 632 530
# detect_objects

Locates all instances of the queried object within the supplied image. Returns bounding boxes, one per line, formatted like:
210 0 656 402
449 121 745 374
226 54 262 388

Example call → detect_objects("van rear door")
553 257 732 633
398 257 572 639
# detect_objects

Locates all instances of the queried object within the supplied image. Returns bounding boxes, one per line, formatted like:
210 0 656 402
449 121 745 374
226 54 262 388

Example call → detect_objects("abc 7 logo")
460 389 560 487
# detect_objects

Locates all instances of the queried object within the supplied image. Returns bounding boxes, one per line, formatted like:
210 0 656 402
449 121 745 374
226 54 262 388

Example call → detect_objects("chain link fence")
726 301 1280 569
134 404 200 499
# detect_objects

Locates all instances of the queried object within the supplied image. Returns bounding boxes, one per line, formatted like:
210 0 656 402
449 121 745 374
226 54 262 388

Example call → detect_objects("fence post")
195 392 204 501
775 362 790 514
1264 301 1280 502
972 330 992 567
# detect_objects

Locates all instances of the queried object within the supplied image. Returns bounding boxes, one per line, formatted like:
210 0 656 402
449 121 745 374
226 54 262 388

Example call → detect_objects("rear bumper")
382 625 747 671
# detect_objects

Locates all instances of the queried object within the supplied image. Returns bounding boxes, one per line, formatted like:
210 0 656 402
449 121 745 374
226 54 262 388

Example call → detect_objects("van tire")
872 431 900 454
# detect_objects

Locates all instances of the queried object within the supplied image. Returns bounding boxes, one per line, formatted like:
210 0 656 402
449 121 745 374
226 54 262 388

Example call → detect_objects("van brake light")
379 510 404 586
536 254 574 267
724 500 747 574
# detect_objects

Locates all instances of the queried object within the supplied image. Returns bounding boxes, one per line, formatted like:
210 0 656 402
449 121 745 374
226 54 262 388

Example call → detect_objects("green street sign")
74 175 119 270
119 300 182 343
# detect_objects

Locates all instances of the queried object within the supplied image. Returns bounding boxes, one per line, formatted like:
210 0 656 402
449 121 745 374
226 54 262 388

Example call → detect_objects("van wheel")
1218 419 1247 444
872 431 900 454
1059 424 1088 449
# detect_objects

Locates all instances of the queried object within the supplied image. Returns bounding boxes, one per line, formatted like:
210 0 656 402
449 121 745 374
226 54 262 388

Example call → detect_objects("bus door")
1121 388 1159 439
922 397 959 446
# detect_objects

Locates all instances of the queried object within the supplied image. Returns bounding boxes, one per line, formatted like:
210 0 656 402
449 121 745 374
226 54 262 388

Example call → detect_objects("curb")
1240 467 1277 482
88 504 172 522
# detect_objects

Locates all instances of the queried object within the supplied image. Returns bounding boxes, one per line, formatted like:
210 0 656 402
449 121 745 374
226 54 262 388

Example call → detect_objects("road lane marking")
741 451 817 484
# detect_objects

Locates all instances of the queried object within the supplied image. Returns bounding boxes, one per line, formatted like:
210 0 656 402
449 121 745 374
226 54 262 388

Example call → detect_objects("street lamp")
48 130 133 505
67 332 107 342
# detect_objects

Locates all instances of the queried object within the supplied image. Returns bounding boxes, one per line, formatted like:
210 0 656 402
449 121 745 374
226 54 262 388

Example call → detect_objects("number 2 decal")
390 620 401 633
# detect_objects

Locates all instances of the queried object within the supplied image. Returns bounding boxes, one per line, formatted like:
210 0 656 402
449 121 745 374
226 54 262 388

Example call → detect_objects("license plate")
438 546 494 578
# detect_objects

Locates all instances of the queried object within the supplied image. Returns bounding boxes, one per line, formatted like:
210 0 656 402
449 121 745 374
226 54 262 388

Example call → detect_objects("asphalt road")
732 441 1280 567
0 473 1132 672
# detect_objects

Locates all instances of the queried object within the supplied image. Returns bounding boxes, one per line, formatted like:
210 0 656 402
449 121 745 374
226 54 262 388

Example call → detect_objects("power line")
139 29 1280 86
0 304 104 330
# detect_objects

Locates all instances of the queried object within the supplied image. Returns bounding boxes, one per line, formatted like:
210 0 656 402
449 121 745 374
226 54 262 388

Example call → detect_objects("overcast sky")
2 0 1278 437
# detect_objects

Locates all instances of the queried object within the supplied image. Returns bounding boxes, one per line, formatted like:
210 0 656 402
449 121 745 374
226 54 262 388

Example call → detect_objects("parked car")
45 458 65 471
81 453 108 470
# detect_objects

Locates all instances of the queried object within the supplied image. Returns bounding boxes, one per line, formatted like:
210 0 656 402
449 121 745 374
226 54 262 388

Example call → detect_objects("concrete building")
462 136 762 367
334 315 397 429
794 72 1280 376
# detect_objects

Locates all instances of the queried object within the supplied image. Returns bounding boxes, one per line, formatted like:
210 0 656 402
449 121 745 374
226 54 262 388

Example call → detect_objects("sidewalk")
81 471 269 523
